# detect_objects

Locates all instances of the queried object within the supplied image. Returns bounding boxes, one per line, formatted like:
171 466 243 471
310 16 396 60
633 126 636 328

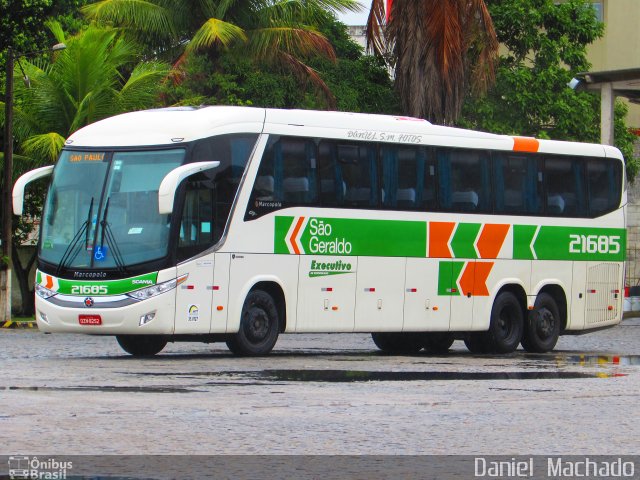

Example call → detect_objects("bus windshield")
40 149 185 270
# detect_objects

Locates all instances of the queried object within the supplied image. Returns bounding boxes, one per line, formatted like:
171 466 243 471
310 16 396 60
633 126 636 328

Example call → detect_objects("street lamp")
2 42 66 323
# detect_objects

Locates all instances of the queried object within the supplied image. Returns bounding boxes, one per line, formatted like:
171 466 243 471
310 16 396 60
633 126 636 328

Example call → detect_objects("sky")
335 1 370 25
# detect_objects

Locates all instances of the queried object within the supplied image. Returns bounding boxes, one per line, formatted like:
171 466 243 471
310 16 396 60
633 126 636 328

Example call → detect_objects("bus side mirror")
13 165 54 215
158 161 220 214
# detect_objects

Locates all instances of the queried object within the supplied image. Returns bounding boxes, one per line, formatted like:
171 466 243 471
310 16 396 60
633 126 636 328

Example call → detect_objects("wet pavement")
1 318 639 456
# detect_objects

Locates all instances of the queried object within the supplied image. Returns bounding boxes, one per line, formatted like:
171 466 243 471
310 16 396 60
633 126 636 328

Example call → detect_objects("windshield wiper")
98 197 128 275
55 198 93 276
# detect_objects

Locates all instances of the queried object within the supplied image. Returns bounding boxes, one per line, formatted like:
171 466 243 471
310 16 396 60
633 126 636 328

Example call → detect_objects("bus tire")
371 332 422 354
226 290 280 356
116 335 167 356
485 291 524 353
521 292 560 353
422 333 454 354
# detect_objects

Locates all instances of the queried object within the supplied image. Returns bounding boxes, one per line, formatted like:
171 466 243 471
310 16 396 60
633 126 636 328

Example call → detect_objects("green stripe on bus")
54 272 158 296
275 216 626 261
529 226 625 261
275 216 427 257
513 225 538 260
450 223 481 259
437 261 465 296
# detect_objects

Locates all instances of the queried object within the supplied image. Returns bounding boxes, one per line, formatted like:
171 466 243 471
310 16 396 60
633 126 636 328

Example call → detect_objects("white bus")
13 106 626 356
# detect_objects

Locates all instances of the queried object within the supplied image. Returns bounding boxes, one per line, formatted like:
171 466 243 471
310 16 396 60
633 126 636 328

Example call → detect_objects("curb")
1 320 36 329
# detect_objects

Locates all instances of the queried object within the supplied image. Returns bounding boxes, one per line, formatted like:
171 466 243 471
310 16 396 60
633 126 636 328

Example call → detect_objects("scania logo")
84 297 95 308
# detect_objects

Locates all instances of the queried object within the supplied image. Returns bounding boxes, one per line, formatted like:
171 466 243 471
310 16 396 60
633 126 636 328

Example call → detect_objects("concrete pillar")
601 81 615 145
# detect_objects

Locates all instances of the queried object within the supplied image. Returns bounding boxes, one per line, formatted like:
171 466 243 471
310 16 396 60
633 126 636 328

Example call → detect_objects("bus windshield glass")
40 149 185 269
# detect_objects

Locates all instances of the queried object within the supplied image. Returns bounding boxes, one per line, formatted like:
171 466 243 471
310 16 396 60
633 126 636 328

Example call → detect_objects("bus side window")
442 148 491 213
380 145 433 211
177 178 214 262
280 138 317 204
494 154 529 215
544 157 586 217
318 140 345 206
588 157 622 216
249 136 317 212
340 143 378 208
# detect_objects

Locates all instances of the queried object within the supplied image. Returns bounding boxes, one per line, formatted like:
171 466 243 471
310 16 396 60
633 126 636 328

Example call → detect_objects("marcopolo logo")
309 259 353 278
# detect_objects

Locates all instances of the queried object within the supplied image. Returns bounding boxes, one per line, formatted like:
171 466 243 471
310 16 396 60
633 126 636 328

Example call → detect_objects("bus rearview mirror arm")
13 165 54 215
158 161 220 214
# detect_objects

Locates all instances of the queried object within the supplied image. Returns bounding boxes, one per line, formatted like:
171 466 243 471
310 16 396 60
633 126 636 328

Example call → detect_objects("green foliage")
2 23 171 164
84 0 361 103
461 0 638 179
162 15 397 114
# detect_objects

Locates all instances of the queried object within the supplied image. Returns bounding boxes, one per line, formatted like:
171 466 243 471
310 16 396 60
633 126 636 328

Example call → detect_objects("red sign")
79 315 102 326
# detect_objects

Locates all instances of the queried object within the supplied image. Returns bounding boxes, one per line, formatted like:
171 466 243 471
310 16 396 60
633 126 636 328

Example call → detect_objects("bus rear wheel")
521 292 560 353
116 335 167 356
226 290 280 356
371 332 423 354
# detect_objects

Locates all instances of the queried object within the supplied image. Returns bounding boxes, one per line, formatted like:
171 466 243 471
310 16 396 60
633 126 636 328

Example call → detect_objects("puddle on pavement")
551 354 640 367
216 369 624 382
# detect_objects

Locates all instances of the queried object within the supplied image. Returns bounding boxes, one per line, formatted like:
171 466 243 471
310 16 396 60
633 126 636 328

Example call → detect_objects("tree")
460 0 638 179
366 0 499 124
0 22 171 314
82 0 361 106
161 13 398 114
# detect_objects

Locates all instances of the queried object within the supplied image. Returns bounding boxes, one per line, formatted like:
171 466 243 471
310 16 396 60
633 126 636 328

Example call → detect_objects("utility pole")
1 47 14 324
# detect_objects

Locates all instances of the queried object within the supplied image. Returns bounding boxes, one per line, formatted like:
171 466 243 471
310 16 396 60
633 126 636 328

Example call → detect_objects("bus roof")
64 106 621 160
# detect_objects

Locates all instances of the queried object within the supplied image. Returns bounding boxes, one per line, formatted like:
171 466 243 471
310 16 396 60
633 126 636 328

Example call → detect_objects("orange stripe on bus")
512 136 540 152
429 222 456 258
290 216 305 255
476 224 510 259
459 262 493 297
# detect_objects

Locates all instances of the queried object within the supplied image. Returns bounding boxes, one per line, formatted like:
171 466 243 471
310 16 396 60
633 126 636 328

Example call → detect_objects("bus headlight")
127 274 187 301
36 283 57 299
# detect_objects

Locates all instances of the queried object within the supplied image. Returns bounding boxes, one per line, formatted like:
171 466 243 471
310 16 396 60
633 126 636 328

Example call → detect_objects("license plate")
79 315 102 326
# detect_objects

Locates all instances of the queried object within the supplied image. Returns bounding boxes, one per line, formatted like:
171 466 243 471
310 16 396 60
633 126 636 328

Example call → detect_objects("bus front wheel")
371 333 423 354
227 290 280 356
521 292 560 353
485 291 524 353
116 335 167 356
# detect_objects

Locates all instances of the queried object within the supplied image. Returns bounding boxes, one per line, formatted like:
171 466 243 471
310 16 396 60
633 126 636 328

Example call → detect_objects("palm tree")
6 21 171 164
366 0 499 125
82 0 361 106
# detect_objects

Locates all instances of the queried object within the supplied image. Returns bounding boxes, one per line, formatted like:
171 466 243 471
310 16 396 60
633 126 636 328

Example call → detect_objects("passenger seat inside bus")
451 190 479 211
254 175 275 200
547 194 565 214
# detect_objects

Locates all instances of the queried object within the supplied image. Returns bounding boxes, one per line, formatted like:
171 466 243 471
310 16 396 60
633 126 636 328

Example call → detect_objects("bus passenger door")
354 257 405 332
403 258 450 332
297 256 356 332
569 262 586 330
174 258 214 334
210 253 230 333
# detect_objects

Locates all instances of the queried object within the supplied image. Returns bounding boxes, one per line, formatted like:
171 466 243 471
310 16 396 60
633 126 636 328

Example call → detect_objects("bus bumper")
34 291 176 335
